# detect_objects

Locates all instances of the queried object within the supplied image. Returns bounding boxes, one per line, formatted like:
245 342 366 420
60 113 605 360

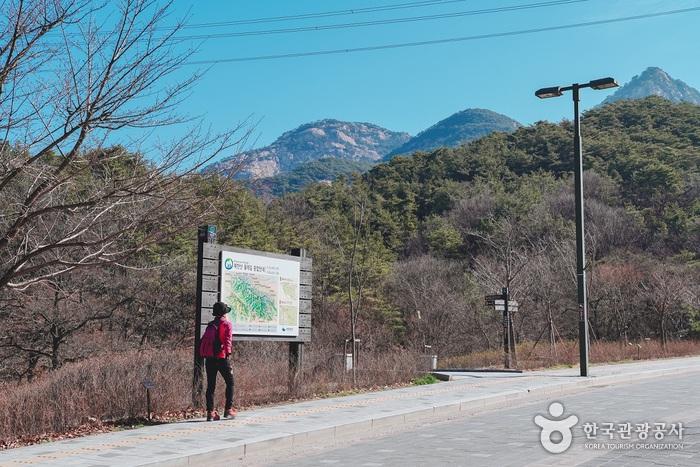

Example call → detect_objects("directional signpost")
493 300 518 312
485 288 518 369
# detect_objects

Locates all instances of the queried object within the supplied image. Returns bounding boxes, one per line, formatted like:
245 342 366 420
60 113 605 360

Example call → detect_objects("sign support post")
192 225 216 408
288 248 306 394
486 291 518 370
502 287 512 369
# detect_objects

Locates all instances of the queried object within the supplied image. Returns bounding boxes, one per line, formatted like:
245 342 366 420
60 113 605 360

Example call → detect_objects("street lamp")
535 77 618 377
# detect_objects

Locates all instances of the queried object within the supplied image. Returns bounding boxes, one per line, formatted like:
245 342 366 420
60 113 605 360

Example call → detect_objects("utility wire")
178 0 474 29
185 6 700 64
172 0 588 40
44 0 477 37
51 0 588 41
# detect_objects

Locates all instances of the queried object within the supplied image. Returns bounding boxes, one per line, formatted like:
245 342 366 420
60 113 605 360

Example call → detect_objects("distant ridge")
387 108 520 158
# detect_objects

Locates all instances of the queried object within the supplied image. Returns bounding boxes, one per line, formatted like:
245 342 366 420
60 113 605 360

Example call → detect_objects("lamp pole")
571 84 589 376
535 77 618 377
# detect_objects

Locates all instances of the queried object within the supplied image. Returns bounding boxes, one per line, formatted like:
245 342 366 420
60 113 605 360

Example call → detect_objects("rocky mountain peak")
602 67 700 105
206 119 410 179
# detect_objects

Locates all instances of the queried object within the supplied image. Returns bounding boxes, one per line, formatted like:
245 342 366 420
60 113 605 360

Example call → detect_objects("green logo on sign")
224 258 233 270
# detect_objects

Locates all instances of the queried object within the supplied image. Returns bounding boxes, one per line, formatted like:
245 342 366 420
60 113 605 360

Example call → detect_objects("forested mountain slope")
297 96 698 255
387 108 520 158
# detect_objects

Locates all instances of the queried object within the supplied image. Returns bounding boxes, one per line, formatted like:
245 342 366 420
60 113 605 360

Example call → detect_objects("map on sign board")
220 250 300 337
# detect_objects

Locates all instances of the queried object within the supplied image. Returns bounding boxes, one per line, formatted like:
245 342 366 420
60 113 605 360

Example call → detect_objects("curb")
140 364 700 466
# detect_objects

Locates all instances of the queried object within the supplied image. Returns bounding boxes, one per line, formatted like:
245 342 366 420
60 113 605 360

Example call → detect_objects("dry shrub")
5 338 698 448
0 346 423 447
441 339 700 370
0 350 192 446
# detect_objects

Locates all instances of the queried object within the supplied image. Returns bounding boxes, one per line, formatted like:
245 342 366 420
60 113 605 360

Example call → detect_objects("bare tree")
642 264 691 348
0 270 130 373
469 216 541 296
519 251 573 359
314 183 391 384
0 0 250 293
469 215 547 364
385 255 472 356
587 261 644 342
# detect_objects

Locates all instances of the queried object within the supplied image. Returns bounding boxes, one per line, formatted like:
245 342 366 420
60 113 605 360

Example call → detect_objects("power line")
51 0 588 41
184 6 700 64
179 0 474 29
172 0 588 40
45 0 477 37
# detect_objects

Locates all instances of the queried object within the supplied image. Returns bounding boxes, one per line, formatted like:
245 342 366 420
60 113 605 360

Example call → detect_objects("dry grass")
4 339 697 449
0 347 424 448
0 350 192 448
440 339 700 370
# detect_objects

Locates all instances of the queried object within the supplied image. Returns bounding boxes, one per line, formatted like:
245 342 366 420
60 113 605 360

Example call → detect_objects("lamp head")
535 86 563 99
589 77 618 90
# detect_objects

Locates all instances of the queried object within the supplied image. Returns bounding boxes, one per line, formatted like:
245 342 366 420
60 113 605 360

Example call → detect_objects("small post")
344 339 352 372
503 287 512 369
193 225 216 408
288 248 306 394
508 296 517 368
142 376 155 421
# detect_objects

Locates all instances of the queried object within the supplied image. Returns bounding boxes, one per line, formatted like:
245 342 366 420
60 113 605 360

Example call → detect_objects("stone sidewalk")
2 357 700 466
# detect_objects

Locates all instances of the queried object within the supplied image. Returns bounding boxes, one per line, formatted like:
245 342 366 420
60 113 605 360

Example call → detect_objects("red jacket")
199 316 233 358
215 317 233 358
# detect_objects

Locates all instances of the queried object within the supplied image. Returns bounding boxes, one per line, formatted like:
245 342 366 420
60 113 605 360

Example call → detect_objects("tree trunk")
660 315 667 350
51 336 61 370
351 319 357 386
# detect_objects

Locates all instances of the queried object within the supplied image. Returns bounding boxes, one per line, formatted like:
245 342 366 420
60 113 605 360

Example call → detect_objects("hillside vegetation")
1 97 698 445
387 108 520 157
252 157 376 197
261 97 698 356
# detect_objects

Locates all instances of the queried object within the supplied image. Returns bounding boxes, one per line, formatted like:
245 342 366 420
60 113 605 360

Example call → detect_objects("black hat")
213 302 230 316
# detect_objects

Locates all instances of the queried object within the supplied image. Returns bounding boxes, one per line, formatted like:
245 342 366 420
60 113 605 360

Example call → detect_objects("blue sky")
158 0 700 153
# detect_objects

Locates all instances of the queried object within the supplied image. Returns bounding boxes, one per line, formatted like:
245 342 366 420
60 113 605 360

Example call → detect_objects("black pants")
205 357 234 412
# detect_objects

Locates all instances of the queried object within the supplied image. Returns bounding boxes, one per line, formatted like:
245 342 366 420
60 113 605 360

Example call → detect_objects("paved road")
259 372 700 466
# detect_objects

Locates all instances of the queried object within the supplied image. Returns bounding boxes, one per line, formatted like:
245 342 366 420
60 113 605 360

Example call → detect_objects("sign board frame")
199 242 312 343
193 226 313 407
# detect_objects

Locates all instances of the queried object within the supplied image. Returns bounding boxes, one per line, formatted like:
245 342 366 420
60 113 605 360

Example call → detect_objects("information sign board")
220 250 301 337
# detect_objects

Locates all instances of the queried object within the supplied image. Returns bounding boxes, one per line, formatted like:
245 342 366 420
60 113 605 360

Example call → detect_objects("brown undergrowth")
440 339 700 370
0 347 423 449
3 339 699 449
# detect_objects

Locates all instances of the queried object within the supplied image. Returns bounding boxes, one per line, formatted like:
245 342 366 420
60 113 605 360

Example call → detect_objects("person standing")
199 301 235 421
